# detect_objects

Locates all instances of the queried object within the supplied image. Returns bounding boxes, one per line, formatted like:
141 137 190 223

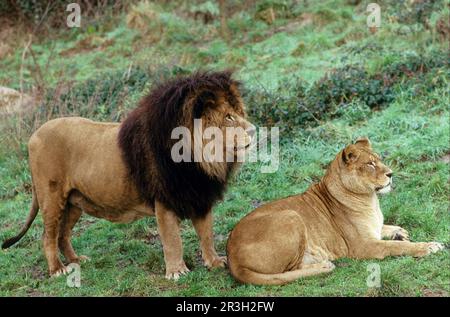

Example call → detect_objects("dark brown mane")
118 71 241 219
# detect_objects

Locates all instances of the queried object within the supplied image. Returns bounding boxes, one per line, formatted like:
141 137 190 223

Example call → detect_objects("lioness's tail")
2 188 39 249
230 266 317 286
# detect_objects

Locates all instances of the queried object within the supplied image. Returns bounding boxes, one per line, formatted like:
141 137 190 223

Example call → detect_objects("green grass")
0 0 449 296
1 87 448 296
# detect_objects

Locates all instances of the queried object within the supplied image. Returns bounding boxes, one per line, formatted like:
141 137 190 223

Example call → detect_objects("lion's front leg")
381 225 409 241
192 211 226 269
155 201 189 280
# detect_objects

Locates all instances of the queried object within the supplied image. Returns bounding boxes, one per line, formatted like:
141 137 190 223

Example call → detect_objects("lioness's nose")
386 172 393 178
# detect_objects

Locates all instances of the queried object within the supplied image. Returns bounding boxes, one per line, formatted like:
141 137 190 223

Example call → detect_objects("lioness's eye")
367 162 376 168
226 114 235 121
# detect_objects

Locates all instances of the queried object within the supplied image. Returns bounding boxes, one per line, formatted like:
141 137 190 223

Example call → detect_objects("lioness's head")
336 137 393 195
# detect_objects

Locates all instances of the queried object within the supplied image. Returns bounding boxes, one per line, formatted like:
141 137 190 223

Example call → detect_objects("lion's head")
184 77 254 179
118 71 253 219
329 137 393 195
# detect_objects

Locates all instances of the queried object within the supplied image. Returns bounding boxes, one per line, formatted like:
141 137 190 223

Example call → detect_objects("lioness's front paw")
204 256 227 269
165 263 190 280
392 228 409 241
320 261 336 271
426 242 445 255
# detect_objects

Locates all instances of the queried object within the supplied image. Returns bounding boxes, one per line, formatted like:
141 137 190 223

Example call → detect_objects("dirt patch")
251 199 264 209
422 288 448 297
59 36 115 57
440 153 450 164
144 232 160 245
26 289 47 297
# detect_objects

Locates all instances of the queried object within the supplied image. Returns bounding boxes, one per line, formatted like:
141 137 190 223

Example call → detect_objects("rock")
0 86 35 116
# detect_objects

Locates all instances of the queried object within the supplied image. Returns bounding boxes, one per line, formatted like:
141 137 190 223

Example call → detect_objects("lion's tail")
2 187 39 249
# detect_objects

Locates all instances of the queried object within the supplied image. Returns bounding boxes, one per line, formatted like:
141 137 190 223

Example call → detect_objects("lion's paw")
205 256 227 270
68 255 91 264
165 263 190 281
78 255 91 262
50 266 69 278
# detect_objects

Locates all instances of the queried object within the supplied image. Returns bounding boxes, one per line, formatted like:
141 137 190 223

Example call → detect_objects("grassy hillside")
0 0 448 296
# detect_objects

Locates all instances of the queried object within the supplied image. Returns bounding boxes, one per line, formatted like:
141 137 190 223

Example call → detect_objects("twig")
19 35 33 96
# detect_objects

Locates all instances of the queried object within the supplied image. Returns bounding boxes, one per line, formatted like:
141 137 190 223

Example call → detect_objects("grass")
0 0 449 296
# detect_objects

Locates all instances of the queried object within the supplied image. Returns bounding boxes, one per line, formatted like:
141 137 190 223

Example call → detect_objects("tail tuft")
2 236 22 249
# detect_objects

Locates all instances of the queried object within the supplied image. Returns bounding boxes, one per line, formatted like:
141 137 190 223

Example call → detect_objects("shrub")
306 65 394 113
244 78 311 132
385 0 444 26
1 0 129 28
42 65 189 122
245 49 448 134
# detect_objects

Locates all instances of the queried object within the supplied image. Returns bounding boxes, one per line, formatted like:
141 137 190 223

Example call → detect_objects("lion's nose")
386 172 393 178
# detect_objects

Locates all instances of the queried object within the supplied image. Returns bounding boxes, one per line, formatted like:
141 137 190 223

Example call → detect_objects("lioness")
227 138 445 285
3 71 254 279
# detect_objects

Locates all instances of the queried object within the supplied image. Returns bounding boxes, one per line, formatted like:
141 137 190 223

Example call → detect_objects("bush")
1 0 129 28
41 65 190 122
245 49 449 133
306 65 394 113
385 0 444 26
244 78 310 132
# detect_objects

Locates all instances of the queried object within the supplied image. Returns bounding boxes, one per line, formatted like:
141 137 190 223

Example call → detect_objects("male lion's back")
29 117 119 164
28 117 133 204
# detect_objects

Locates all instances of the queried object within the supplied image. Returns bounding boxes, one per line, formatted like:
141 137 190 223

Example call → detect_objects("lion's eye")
367 162 376 168
226 114 235 122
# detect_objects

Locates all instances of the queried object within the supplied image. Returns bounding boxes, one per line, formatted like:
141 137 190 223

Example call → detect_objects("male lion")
2 71 254 279
227 138 445 285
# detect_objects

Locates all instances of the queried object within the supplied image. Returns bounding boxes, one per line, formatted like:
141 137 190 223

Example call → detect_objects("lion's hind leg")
58 204 90 264
39 190 69 277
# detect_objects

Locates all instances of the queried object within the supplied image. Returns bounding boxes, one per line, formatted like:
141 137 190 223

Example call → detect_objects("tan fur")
227 138 444 285
19 100 252 278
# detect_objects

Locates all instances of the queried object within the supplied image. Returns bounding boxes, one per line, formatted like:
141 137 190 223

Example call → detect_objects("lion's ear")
342 144 360 164
193 90 217 118
354 137 372 149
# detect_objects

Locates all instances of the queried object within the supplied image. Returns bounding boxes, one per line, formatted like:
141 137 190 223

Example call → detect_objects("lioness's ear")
193 90 217 118
342 144 360 164
354 137 372 149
